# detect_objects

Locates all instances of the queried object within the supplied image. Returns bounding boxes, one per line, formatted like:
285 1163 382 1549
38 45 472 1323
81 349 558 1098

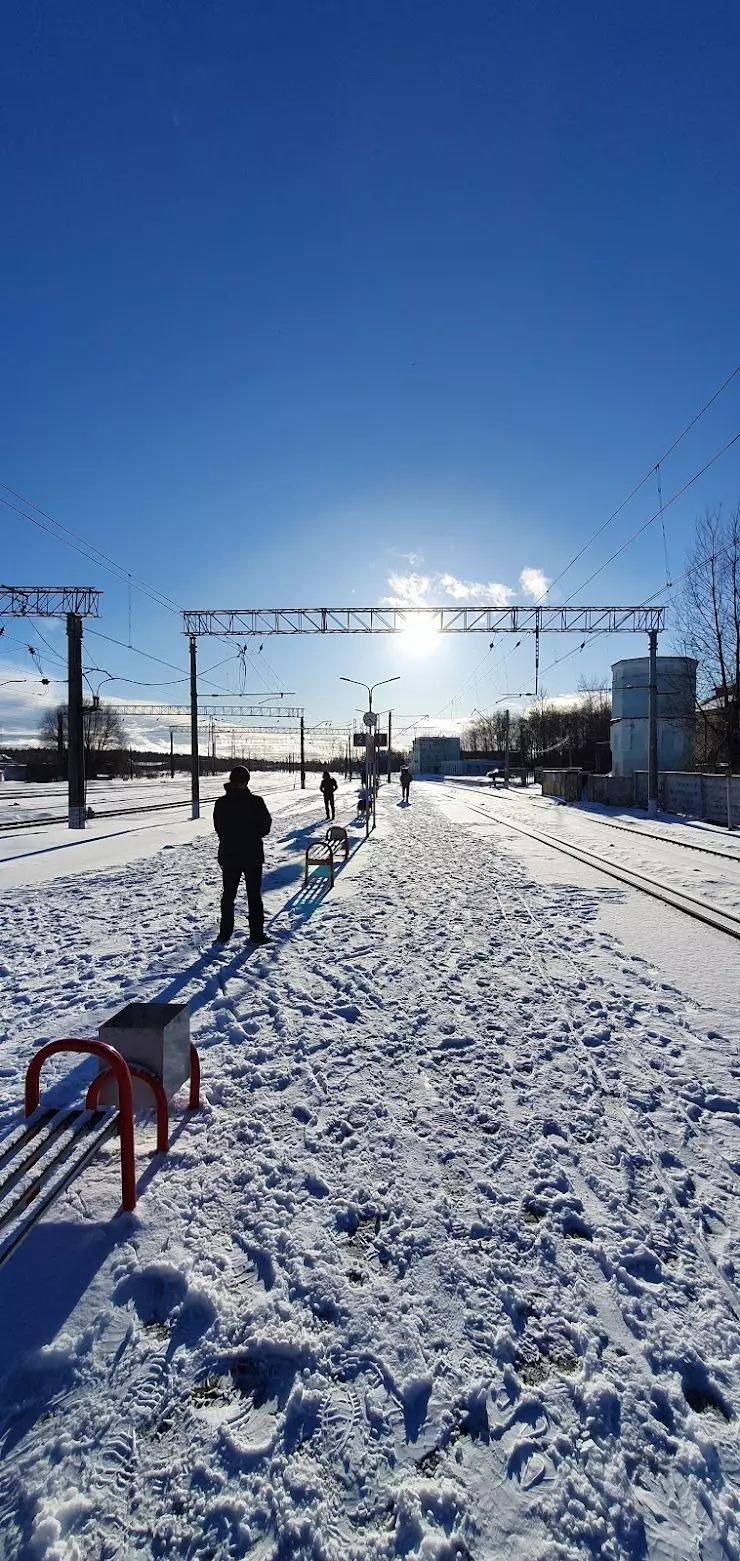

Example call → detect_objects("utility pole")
57 709 65 781
648 629 658 819
67 612 85 829
300 716 306 789
504 708 510 788
387 710 392 783
169 727 175 780
189 634 200 820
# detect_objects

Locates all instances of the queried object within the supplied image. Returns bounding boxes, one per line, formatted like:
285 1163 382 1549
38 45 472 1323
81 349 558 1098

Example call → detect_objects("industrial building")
610 657 697 778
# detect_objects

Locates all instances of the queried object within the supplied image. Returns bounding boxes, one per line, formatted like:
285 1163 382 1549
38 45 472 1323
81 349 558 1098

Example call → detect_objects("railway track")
510 794 740 864
452 790 740 943
0 797 202 833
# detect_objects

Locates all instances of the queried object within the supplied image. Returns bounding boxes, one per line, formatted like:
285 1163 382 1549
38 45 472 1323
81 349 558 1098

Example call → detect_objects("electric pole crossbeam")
108 705 304 719
0 586 102 618
0 585 103 829
183 605 666 637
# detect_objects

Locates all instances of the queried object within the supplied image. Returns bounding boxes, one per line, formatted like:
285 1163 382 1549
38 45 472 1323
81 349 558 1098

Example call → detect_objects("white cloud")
382 571 514 607
389 548 424 566
519 567 550 600
438 574 514 606
383 572 432 606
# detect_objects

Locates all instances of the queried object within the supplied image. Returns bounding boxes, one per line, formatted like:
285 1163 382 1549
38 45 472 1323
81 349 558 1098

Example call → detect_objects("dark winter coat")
213 785 272 869
320 774 338 796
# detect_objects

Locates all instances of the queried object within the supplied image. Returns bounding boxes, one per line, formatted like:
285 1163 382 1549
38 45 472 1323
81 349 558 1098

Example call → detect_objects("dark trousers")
219 864 264 941
401 783 410 801
323 794 335 819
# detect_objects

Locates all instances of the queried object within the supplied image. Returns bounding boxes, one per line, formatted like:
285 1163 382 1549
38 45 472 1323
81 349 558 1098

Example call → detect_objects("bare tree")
39 702 128 776
676 505 740 767
516 681 612 770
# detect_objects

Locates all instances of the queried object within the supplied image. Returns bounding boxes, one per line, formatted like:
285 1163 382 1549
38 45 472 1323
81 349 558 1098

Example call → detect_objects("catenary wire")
561 427 740 605
530 361 740 606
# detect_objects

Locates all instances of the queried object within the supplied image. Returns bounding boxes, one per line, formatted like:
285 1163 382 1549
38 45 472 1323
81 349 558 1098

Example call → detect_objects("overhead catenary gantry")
0 585 102 619
183 604 665 637
183 602 667 819
108 704 304 719
0 584 103 829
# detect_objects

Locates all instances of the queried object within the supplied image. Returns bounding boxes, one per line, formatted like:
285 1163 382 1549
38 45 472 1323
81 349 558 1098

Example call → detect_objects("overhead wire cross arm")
0 585 103 830
107 704 305 719
0 585 102 618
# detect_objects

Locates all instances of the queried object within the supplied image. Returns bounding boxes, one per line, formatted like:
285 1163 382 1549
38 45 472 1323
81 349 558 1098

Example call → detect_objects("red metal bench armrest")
87 1064 169 1154
25 1039 136 1212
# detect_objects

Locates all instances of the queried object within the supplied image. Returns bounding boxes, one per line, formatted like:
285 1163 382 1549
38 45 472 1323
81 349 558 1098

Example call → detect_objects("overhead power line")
534 360 740 605
563 426 740 603
0 482 182 616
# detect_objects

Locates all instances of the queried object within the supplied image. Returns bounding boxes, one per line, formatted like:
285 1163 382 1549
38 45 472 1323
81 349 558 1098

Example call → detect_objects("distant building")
409 735 516 777
610 657 697 777
410 736 461 775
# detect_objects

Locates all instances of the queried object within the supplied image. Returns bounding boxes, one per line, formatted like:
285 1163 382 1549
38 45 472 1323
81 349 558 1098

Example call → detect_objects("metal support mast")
67 613 85 828
648 629 659 818
189 635 200 820
1 585 101 829
300 717 306 790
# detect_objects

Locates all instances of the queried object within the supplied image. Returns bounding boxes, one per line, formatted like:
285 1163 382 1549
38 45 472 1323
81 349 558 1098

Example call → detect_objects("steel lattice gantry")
0 585 103 829
0 585 102 618
181 600 667 819
108 705 304 719
182 604 666 637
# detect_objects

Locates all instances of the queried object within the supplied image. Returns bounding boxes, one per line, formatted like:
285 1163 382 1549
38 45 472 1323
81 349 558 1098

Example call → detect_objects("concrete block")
98 1002 191 1108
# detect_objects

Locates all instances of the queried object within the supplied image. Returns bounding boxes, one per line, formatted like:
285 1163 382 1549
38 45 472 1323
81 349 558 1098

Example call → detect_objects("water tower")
611 657 696 777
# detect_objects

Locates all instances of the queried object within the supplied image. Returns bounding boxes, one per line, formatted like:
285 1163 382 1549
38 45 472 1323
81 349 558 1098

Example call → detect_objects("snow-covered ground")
0 773 301 828
1 778 740 1559
0 775 310 891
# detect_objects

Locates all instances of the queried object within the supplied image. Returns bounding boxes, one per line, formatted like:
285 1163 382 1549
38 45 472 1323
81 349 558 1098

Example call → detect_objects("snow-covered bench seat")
304 826 350 889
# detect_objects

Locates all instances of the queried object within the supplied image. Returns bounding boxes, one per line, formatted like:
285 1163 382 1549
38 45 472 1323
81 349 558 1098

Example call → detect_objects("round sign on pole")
363 711 378 728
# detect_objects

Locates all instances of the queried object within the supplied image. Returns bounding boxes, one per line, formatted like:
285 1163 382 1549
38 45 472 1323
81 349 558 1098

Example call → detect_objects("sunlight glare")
399 613 440 657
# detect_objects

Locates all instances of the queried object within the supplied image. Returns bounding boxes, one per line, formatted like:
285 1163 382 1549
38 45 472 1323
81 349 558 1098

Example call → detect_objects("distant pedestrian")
213 767 272 946
357 785 370 818
320 768 338 820
400 765 412 803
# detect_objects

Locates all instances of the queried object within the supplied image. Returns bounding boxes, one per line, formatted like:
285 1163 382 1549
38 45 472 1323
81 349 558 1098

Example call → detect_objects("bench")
0 1036 201 1271
304 826 350 889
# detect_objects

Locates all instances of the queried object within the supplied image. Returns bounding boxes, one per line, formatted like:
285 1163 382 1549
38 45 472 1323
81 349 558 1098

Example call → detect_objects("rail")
452 792 740 943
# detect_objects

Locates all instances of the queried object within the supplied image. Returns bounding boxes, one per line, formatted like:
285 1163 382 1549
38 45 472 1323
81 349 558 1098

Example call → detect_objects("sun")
399 613 440 657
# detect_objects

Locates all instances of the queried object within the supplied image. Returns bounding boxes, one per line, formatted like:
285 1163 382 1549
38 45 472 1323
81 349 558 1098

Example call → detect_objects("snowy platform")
1 778 740 1557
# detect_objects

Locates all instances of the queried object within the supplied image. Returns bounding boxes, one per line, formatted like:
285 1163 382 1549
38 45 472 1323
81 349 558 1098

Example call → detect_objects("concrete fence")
546 766 739 826
587 774 635 808
632 770 740 828
542 768 584 802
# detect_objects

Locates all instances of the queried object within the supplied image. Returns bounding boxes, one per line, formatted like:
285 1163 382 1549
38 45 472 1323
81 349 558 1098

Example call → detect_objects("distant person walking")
213 767 272 945
320 768 338 820
400 765 412 803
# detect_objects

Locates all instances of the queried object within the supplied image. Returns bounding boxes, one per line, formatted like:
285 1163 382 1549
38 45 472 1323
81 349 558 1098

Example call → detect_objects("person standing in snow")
213 766 272 945
400 765 412 803
320 768 338 820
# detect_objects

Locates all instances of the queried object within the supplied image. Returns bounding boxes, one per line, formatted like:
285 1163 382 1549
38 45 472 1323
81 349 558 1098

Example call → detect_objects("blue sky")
2 0 740 746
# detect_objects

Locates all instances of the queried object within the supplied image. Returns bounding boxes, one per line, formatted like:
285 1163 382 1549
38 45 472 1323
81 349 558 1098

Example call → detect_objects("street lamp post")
340 675 400 829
